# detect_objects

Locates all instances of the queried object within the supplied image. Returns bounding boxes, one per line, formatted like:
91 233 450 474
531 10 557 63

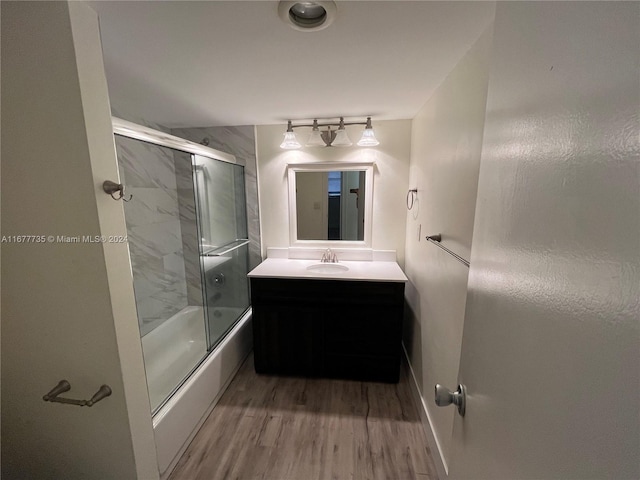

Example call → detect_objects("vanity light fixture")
357 117 380 147
306 120 326 147
280 116 380 149
280 120 302 149
331 118 353 147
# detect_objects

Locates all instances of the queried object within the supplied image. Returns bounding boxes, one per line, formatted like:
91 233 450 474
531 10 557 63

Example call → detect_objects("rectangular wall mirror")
288 163 374 248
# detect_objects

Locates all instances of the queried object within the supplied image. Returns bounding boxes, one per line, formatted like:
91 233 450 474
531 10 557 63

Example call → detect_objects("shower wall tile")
172 125 262 270
116 135 189 336
115 139 178 191
128 220 184 257
123 187 180 227
174 149 204 307
200 157 238 246
163 252 188 281
128 250 188 336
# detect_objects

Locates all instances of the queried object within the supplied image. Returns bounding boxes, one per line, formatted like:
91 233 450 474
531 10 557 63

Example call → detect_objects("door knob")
434 383 466 417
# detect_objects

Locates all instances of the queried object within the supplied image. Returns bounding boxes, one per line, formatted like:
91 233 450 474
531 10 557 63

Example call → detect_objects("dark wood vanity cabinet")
251 277 405 382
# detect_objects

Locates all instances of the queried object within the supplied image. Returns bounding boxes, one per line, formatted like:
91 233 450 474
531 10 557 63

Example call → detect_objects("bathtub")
141 306 208 412
142 306 253 478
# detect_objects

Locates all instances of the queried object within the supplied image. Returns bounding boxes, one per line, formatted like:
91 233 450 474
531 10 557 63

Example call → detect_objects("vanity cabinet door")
323 304 403 382
323 306 402 356
253 305 323 375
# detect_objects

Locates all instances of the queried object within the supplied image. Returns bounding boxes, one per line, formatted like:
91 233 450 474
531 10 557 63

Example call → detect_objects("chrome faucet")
321 248 338 263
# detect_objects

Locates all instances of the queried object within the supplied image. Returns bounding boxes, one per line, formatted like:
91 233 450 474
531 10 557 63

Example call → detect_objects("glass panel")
202 242 250 348
115 136 208 413
192 155 250 350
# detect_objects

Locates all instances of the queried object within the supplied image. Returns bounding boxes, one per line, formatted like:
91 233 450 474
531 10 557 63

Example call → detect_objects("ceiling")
88 1 495 128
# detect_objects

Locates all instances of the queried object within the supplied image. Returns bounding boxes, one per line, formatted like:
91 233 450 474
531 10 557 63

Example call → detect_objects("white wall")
403 23 494 476
255 120 411 265
1 2 157 478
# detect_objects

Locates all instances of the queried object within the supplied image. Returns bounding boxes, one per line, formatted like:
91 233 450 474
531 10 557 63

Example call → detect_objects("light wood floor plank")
169 353 439 480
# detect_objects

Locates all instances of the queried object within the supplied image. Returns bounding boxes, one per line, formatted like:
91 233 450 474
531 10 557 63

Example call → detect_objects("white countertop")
247 258 408 282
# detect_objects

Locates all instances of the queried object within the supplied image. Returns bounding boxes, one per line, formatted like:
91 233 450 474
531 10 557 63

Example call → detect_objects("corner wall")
255 120 411 265
403 23 494 475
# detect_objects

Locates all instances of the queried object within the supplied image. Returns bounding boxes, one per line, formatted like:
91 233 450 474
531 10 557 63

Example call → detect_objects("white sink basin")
306 263 349 274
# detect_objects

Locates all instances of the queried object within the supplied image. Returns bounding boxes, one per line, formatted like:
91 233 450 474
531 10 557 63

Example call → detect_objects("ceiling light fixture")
280 117 380 149
278 1 337 32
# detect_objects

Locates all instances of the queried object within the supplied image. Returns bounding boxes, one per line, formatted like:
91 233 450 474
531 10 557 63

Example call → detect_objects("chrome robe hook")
103 180 132 202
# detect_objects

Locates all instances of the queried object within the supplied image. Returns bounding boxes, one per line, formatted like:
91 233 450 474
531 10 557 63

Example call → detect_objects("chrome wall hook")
103 180 132 202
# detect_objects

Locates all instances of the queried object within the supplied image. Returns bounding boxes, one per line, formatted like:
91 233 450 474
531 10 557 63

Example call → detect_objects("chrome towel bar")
426 234 470 268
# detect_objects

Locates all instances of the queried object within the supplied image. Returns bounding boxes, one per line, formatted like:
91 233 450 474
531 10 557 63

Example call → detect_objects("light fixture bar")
287 119 370 129
282 116 378 149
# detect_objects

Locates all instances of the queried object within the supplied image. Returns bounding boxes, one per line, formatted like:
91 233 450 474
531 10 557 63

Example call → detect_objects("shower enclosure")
113 122 250 413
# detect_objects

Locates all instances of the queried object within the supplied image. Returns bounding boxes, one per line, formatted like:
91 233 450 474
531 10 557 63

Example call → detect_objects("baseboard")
402 344 449 480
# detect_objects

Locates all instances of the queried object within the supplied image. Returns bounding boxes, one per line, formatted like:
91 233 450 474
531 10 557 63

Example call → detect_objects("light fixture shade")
280 131 301 149
306 129 325 147
357 127 379 146
331 129 352 147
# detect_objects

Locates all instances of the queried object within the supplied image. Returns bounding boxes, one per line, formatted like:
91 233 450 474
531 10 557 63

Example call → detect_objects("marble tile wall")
172 126 261 270
115 135 193 337
174 152 205 308
195 156 240 247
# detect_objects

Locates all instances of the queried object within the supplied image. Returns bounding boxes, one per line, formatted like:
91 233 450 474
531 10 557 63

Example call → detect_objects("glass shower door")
192 155 250 349
114 136 208 413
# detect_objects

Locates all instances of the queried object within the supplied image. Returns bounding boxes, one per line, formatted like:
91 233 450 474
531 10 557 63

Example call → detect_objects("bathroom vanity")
248 258 407 382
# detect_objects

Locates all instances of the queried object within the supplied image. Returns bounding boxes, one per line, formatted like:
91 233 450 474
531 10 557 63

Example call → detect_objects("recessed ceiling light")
278 1 337 32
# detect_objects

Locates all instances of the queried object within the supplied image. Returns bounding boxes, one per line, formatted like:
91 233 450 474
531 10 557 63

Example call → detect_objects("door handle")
434 383 466 417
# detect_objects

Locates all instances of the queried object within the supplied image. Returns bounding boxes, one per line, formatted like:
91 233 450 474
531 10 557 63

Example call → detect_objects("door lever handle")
434 383 466 417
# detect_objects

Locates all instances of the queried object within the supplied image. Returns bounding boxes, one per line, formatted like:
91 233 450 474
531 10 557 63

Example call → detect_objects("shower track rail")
112 117 237 165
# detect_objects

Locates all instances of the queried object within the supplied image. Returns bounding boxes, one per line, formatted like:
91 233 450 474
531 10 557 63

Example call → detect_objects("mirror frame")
287 162 374 248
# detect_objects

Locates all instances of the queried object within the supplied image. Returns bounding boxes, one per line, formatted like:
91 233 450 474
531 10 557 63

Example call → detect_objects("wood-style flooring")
169 353 439 480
